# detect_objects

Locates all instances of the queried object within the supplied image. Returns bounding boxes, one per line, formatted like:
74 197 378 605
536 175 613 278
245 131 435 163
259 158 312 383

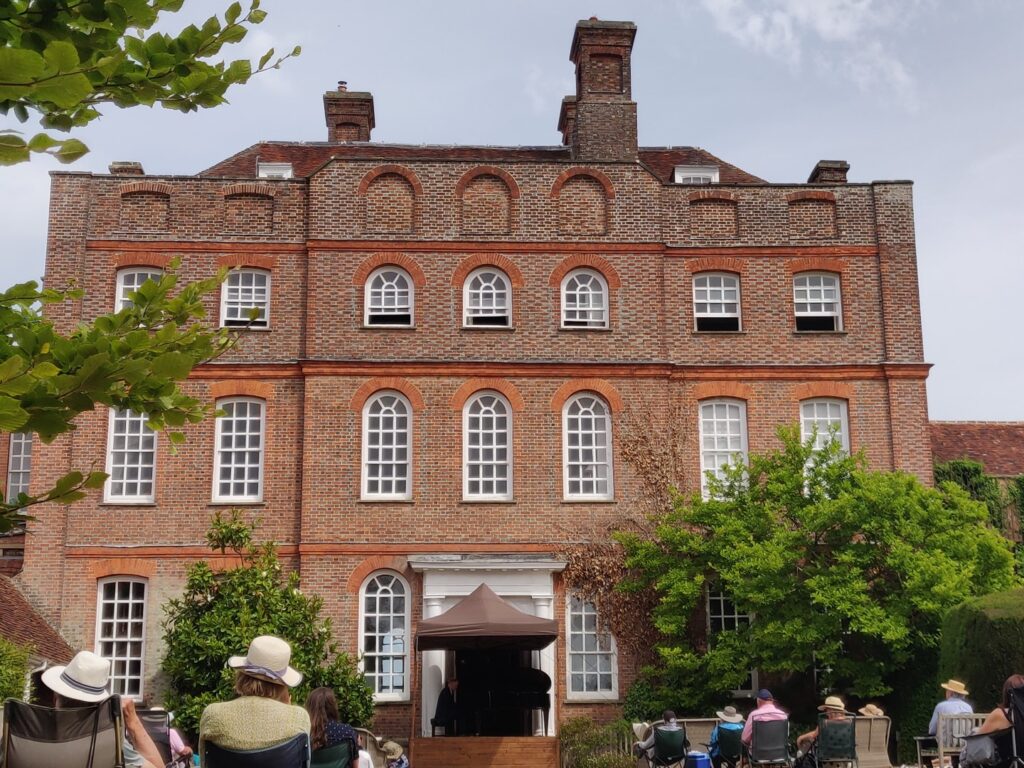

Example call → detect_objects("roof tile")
0 575 74 664
930 422 1024 478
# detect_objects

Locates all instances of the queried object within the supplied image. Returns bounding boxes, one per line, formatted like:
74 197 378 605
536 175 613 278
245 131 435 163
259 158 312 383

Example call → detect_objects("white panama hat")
227 635 303 688
41 651 111 703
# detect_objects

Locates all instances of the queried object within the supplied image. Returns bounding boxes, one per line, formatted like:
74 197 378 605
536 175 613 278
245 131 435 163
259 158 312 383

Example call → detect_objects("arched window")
561 269 609 329
463 268 511 327
362 392 412 500
563 393 613 500
698 399 748 497
105 409 156 503
463 392 512 500
693 272 741 331
800 398 849 454
115 268 163 311
793 272 842 332
364 267 413 327
359 572 410 700
96 577 148 699
221 268 271 328
213 397 265 502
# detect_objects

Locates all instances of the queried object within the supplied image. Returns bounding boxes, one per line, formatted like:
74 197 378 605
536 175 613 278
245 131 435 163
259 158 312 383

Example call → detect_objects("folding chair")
311 739 354 768
136 707 173 766
1007 685 1024 768
718 727 744 768
1 696 126 768
816 715 857 768
751 720 793 767
204 731 311 768
652 725 688 768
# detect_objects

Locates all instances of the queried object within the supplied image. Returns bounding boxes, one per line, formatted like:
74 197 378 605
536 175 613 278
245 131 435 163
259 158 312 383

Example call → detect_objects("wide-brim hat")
382 741 404 759
716 705 744 723
858 704 884 717
227 635 303 688
941 679 969 696
818 695 846 712
41 651 111 703
633 722 651 740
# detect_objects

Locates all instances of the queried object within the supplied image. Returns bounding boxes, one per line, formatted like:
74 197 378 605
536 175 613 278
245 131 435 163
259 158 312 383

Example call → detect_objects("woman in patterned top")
307 686 359 766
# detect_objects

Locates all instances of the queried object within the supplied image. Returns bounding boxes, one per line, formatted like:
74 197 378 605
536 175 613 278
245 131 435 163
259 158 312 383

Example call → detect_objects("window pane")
567 596 616 696
564 395 612 498
6 432 33 503
97 579 147 698
116 269 163 311
693 273 741 331
106 410 156 501
222 269 270 328
465 269 511 327
361 574 409 696
363 394 411 498
465 394 512 499
366 269 413 326
699 400 747 497
214 399 264 501
562 270 608 328
800 398 849 453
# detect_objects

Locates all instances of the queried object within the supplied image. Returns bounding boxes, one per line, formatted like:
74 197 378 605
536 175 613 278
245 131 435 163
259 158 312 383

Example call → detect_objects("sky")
1 0 1022 421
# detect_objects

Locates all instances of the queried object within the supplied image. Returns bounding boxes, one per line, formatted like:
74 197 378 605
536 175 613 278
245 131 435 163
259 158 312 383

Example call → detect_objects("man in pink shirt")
741 689 789 747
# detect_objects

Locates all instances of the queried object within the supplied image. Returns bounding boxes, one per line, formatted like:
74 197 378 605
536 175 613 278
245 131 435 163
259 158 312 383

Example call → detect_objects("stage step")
411 736 560 768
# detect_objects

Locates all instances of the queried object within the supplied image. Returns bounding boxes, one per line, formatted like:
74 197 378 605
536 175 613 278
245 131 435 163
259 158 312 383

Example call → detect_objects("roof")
930 422 1024 478
200 142 765 183
0 575 74 664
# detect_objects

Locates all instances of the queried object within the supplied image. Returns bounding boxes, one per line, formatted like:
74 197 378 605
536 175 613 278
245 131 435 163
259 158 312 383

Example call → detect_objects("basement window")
257 162 293 179
674 165 719 184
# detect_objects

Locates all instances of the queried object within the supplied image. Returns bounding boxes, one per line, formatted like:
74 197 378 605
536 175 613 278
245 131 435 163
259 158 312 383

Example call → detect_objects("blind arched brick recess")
119 181 172 232
557 174 609 235
787 191 837 240
456 167 520 236
364 173 416 234
688 191 738 240
224 194 274 234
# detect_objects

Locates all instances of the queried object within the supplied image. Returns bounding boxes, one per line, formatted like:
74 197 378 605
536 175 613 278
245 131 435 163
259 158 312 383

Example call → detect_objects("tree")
0 636 31 701
162 511 374 739
0 0 299 164
618 427 1018 711
0 265 232 531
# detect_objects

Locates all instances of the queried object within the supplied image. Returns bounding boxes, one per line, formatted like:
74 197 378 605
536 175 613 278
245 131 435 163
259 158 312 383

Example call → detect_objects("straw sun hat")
858 704 885 717
716 705 744 723
941 679 969 696
383 741 404 759
227 635 303 688
818 695 846 712
41 651 112 703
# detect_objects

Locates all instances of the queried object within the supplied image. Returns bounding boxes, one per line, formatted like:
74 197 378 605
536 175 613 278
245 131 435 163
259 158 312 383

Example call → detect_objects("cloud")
698 0 919 104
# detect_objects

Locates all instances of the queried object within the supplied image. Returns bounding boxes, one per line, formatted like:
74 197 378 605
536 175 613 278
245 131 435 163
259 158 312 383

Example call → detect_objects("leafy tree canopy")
0 265 232 531
0 0 299 164
162 511 375 738
618 427 1018 711
0 636 32 702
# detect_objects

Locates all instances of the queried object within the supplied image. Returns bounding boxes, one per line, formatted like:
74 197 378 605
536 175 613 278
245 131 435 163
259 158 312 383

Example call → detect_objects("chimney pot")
338 80 348 92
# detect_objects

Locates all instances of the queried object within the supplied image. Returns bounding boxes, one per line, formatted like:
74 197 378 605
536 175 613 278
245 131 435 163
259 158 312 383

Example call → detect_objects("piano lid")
416 584 559 651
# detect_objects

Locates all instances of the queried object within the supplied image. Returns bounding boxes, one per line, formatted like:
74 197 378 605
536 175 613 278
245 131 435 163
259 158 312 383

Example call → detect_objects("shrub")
939 588 1024 710
0 637 31 701
560 717 634 768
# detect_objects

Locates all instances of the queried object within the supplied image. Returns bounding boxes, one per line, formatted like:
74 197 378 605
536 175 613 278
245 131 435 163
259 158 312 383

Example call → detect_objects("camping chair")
1 696 126 768
815 715 857 768
1006 685 1024 768
311 739 354 768
204 732 310 768
717 726 744 768
135 707 173 766
750 720 793 767
652 725 688 767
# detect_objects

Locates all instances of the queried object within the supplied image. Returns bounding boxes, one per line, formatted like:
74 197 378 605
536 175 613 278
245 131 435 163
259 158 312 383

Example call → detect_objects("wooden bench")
915 713 988 768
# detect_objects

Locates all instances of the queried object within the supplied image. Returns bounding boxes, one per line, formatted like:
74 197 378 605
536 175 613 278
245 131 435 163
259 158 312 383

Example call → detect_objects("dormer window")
257 162 293 179
674 165 719 185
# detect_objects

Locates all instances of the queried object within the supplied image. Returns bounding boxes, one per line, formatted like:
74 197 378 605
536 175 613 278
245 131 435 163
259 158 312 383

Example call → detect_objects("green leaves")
0 0 299 164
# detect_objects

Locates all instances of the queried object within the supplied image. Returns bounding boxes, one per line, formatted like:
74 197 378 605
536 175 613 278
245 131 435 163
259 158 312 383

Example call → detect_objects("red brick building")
12 18 932 742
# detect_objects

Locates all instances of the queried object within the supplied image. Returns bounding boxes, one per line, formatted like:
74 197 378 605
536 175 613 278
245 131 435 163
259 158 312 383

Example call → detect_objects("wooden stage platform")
411 736 560 768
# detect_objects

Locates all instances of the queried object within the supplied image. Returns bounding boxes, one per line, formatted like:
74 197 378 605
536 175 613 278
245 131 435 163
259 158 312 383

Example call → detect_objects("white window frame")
364 267 415 327
361 391 413 501
793 272 843 332
698 398 748 498
358 571 411 702
800 398 850 454
674 165 720 184
257 162 293 179
95 577 148 701
463 267 512 328
6 432 33 503
566 593 619 701
560 269 609 330
693 272 742 332
706 586 757 697
220 268 271 329
104 409 157 504
212 397 265 503
562 393 614 501
463 391 513 501
115 268 163 312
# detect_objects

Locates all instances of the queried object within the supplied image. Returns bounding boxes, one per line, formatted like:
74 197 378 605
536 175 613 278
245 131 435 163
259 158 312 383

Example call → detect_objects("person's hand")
121 697 139 723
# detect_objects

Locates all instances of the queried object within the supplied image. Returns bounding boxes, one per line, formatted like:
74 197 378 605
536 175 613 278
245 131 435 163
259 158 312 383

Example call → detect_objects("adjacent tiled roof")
200 141 765 183
0 575 74 664
930 422 1024 478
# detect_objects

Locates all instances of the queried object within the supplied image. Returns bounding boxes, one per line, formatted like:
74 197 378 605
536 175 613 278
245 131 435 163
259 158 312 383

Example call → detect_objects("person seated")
920 679 974 768
709 705 745 768
383 740 410 768
796 696 848 755
434 677 461 736
198 635 310 765
741 689 788 748
968 674 1024 768
635 709 685 763
858 704 885 718
306 686 358 766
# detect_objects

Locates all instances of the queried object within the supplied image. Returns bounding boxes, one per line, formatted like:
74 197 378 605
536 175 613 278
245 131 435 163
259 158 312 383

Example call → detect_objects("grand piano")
455 650 552 737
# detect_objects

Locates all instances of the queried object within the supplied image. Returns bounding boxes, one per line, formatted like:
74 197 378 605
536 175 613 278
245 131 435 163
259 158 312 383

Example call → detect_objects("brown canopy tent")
416 584 558 651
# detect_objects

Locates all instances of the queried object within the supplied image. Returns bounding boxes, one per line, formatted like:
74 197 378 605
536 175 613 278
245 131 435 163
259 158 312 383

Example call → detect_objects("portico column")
422 596 445 737
532 595 556 736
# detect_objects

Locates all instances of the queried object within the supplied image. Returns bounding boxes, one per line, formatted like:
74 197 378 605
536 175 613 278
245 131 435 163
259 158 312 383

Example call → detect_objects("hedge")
0 637 31 702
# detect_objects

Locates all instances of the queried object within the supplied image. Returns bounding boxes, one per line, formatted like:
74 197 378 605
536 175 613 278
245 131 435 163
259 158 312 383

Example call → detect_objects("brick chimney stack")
808 160 850 184
563 18 638 162
324 81 375 142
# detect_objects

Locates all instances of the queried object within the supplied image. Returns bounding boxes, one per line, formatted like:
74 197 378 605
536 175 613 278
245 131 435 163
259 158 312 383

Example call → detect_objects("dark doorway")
454 649 549 736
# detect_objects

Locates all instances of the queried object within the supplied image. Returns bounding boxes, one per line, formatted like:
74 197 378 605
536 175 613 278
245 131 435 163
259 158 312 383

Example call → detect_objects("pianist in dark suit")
435 677 462 736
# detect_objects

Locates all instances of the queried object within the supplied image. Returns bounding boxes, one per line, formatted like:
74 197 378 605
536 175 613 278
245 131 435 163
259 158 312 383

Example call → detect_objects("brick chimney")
557 96 577 147
564 18 638 162
808 160 850 184
324 81 375 142
108 161 144 175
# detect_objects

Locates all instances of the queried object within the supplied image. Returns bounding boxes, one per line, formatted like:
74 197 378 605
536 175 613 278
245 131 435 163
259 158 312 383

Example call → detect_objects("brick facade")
19 18 931 742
